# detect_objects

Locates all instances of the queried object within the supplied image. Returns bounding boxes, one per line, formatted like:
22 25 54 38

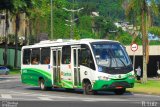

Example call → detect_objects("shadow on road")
25 87 133 96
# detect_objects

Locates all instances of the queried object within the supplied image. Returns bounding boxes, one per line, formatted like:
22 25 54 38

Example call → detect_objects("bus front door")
72 46 81 87
52 48 61 86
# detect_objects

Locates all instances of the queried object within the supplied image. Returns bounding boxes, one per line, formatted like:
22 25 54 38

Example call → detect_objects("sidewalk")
148 77 160 81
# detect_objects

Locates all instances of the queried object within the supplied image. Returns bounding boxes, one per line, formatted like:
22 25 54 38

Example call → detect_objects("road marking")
1 90 130 101
1 94 12 99
0 79 19 83
38 97 53 101
134 94 160 98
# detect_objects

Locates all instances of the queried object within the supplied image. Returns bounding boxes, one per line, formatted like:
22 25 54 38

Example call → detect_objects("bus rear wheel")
40 79 46 90
114 88 126 95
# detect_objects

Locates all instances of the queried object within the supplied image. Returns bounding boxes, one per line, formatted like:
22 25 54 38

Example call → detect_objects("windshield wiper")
117 58 127 67
108 49 118 67
108 49 127 67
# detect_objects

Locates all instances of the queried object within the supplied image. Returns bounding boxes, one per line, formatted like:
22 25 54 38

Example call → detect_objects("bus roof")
22 39 119 49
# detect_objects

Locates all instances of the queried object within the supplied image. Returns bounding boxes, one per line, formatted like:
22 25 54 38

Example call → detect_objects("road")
0 75 159 107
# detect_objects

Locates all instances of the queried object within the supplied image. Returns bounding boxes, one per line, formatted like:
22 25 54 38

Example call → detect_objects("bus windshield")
91 42 132 74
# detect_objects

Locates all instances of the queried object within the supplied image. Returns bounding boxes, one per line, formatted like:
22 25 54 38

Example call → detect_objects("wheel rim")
85 83 92 94
40 81 45 89
87 84 92 92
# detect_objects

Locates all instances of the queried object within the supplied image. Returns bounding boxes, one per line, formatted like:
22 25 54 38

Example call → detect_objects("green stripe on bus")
22 68 51 78
61 80 73 88
21 68 52 86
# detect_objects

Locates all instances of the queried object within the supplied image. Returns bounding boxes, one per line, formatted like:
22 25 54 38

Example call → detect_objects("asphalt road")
0 75 159 107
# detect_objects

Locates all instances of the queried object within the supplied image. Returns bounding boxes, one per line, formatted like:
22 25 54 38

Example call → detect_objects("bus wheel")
83 82 94 95
114 88 126 95
39 79 46 91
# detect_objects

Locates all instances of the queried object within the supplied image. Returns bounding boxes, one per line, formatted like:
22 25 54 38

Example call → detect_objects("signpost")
131 43 138 71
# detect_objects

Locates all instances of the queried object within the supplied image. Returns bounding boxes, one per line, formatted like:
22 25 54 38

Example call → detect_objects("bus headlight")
98 76 109 81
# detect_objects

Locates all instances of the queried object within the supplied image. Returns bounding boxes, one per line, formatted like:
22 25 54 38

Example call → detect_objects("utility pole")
63 4 83 39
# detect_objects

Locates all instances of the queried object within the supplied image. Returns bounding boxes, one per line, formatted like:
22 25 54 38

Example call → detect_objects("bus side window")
62 46 71 64
80 44 95 70
32 57 39 64
31 48 40 65
41 48 50 64
23 49 31 65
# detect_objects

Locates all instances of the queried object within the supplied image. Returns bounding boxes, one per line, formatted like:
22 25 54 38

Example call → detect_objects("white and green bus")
21 39 135 95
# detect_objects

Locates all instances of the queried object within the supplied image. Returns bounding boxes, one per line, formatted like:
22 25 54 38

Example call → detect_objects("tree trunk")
28 19 32 45
141 2 148 83
4 10 9 66
24 17 28 45
14 13 20 68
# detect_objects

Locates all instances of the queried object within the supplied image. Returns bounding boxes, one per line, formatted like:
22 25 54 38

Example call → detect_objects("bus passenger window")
41 48 50 64
32 57 39 64
62 46 71 64
31 48 40 65
23 49 31 65
44 57 50 64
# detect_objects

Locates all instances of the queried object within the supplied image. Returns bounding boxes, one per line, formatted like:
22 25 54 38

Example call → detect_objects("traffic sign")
131 43 138 52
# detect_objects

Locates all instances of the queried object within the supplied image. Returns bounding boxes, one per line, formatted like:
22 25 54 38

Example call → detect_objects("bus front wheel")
83 82 96 95
114 88 126 95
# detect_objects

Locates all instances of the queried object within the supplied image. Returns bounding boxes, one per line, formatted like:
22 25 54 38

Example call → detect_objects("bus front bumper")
92 78 135 91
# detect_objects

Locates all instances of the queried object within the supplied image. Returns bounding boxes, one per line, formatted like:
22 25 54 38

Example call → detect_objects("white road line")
0 79 19 83
134 94 160 98
38 97 53 101
1 91 130 102
1 94 12 99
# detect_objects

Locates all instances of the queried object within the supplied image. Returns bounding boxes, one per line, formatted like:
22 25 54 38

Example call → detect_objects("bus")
21 39 135 95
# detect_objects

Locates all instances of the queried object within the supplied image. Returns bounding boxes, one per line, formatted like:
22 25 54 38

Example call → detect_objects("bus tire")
114 88 126 95
83 82 94 95
39 79 47 91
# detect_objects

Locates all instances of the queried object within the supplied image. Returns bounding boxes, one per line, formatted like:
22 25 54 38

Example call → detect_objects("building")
126 45 160 77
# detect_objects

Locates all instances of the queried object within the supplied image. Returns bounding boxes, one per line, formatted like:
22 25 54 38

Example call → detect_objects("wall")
0 48 21 68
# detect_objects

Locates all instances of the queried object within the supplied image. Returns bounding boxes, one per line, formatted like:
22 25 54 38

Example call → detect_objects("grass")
9 69 21 75
127 80 160 95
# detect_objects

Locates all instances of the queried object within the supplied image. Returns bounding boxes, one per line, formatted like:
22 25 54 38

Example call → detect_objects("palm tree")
122 0 159 83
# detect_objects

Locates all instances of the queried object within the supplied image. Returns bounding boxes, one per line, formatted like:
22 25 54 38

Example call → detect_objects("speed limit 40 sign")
131 43 138 52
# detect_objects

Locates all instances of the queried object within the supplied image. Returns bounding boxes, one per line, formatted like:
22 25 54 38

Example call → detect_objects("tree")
0 0 14 66
122 0 159 83
10 0 33 68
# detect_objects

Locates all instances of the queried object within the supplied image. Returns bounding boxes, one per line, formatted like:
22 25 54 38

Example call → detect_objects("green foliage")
116 32 132 45
149 41 160 45
79 16 92 31
134 36 142 45
149 26 160 37
78 30 95 39
0 0 160 46
98 0 125 20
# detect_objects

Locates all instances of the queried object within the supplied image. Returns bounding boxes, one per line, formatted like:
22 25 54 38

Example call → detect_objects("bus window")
41 48 50 64
23 49 31 64
62 46 71 64
80 44 95 70
31 48 40 65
